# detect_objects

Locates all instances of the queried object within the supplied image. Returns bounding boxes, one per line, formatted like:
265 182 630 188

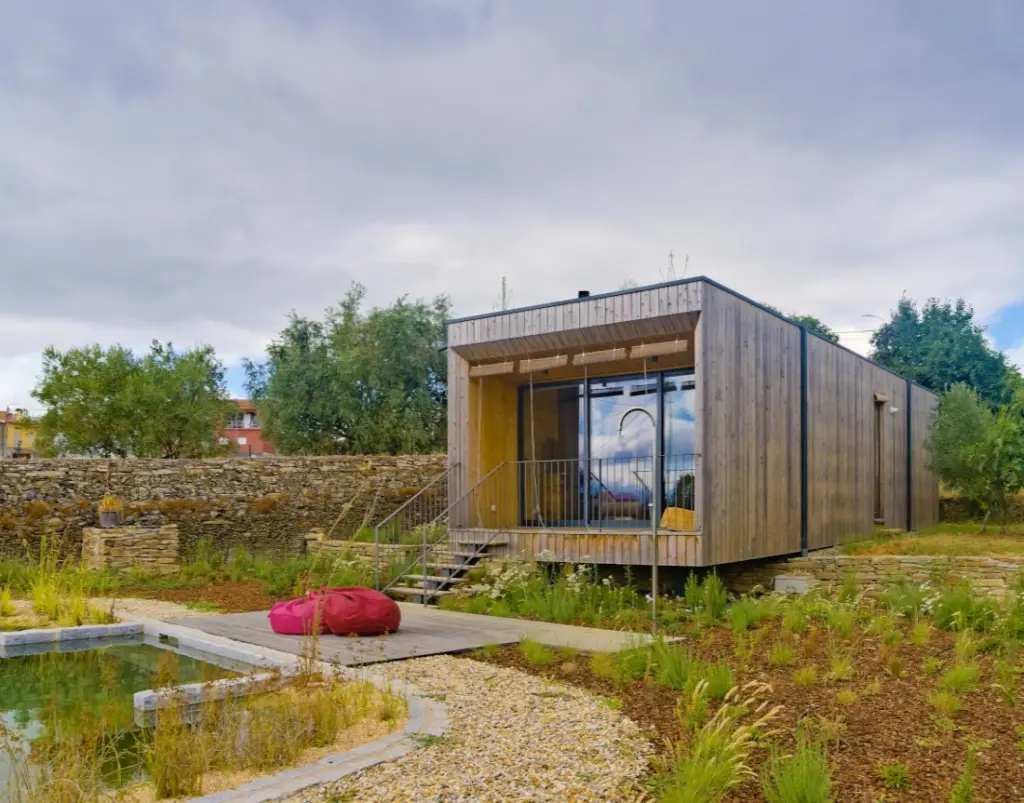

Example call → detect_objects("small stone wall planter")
82 524 180 574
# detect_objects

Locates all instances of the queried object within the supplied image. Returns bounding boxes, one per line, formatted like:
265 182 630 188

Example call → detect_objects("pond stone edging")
127 616 448 803
0 621 142 655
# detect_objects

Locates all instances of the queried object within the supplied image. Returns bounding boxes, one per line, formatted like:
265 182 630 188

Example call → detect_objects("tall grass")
761 728 833 803
652 681 781 803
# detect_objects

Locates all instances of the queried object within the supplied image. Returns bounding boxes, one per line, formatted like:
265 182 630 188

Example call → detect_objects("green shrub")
950 752 976 803
769 643 797 668
793 666 817 688
928 691 962 717
940 664 980 694
518 638 557 667
829 651 853 682
783 608 809 635
933 583 998 632
880 581 929 619
825 608 855 638
878 762 911 790
729 597 762 633
701 572 728 621
704 662 734 701
762 728 833 803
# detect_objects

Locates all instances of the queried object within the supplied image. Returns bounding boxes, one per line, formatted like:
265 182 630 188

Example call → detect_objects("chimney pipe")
578 290 590 298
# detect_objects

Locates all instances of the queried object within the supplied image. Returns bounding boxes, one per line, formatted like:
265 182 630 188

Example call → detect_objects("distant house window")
248 413 260 429
236 437 247 446
227 413 244 429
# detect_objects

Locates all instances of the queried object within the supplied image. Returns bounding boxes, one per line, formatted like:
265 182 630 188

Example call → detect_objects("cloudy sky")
2 0 1023 410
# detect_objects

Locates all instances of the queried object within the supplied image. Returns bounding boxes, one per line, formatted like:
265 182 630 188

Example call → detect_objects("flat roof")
446 274 933 394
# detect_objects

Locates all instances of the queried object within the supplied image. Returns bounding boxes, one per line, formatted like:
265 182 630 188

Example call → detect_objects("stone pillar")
81 525 180 574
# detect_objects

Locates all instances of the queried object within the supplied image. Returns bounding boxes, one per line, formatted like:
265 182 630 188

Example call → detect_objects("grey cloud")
1 0 1023 405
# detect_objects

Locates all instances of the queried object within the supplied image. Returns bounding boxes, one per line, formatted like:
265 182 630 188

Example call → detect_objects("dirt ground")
467 622 1024 802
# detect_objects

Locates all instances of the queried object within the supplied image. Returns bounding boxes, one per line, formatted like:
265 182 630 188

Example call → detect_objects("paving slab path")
167 602 655 665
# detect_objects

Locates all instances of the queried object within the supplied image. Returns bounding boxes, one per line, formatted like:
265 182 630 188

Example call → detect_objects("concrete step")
405 574 456 584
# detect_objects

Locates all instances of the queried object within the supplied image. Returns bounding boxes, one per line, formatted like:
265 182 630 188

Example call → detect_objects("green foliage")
871 296 1013 409
704 662 734 701
880 582 930 619
652 682 779 803
932 583 999 632
769 642 797 667
940 664 980 694
877 762 911 790
244 284 449 454
761 728 833 803
728 597 762 633
793 666 817 688
518 638 557 666
33 341 234 458
927 383 1024 528
949 751 976 803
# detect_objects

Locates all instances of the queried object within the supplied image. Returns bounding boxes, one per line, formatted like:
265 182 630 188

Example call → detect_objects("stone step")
386 585 454 600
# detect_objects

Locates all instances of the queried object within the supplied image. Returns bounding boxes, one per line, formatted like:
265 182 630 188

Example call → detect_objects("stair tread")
386 585 454 597
427 562 475 570
405 574 455 583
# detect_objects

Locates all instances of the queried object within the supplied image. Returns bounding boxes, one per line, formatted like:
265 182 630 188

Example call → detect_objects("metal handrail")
372 464 453 590
381 461 507 598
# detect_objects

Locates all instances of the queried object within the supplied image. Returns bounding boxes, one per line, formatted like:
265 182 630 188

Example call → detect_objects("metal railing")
515 454 698 530
372 465 452 589
381 462 509 600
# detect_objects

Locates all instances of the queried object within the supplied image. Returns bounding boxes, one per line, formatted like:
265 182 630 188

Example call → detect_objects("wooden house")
442 276 939 569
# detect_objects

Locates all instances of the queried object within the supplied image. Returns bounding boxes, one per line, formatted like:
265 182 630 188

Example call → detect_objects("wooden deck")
450 527 704 566
168 603 657 665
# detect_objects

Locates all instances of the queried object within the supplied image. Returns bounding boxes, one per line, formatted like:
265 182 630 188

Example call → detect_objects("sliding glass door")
518 370 695 529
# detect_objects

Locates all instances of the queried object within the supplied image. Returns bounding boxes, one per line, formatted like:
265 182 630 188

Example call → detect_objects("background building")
221 400 275 456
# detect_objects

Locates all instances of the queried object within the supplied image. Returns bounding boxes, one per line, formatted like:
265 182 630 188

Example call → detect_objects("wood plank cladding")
698 284 802 565
450 528 703 567
447 281 703 361
805 337 909 547
910 384 941 529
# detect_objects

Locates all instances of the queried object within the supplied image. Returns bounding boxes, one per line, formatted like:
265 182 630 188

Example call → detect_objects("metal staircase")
373 463 509 604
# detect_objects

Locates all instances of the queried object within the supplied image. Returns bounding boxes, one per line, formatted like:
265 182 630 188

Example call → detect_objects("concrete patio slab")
167 602 654 665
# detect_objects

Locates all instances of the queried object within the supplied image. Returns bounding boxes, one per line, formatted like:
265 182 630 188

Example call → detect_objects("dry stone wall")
723 552 1024 599
82 525 180 574
0 455 446 564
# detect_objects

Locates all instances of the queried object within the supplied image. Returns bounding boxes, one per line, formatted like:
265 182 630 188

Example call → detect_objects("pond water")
0 639 240 791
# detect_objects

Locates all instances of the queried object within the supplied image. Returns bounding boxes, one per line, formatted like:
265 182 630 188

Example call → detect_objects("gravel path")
290 655 652 802
91 597 206 620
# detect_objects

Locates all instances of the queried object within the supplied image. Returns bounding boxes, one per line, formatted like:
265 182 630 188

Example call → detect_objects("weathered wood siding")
805 336 909 545
448 282 703 361
910 384 941 529
447 348 471 525
698 284 802 565
450 528 702 566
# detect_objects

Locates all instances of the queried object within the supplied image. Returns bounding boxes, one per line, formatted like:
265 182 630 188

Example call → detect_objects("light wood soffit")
519 355 569 373
629 340 689 359
572 347 627 366
469 361 515 377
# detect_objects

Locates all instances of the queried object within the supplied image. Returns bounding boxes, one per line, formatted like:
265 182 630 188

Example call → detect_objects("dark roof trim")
446 274 935 396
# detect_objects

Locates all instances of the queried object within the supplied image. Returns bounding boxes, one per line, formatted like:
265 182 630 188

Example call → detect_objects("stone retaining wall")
723 552 1024 599
0 455 446 563
82 525 180 574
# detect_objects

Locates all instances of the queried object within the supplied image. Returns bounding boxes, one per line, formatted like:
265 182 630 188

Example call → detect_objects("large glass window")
518 369 696 529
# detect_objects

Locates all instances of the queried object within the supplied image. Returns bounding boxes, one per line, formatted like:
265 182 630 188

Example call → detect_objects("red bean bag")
267 592 329 635
321 587 401 636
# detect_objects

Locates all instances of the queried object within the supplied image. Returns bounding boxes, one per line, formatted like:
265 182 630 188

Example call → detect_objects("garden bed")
466 603 1024 801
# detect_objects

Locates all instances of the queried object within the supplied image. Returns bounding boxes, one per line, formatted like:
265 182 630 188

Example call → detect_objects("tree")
926 382 1024 530
245 284 449 455
33 342 234 458
762 305 839 342
871 297 1012 408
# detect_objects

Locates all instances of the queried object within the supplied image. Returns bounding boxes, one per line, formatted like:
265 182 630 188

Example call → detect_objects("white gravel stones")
92 597 205 620
291 655 652 803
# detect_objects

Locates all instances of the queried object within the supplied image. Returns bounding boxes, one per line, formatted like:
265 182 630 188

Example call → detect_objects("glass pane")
662 373 697 527
588 375 658 527
521 383 583 526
